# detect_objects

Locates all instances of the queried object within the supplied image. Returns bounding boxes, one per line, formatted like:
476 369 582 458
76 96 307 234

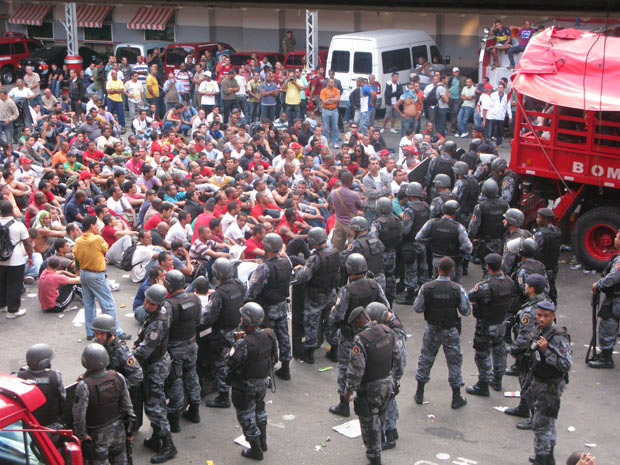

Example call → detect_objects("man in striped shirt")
175 63 193 104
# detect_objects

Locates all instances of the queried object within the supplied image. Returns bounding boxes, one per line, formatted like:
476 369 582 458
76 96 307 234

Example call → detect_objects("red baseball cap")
19 157 32 164
79 171 94 180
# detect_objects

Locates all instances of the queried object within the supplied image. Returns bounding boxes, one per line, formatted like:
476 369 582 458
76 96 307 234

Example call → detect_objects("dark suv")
0 32 42 84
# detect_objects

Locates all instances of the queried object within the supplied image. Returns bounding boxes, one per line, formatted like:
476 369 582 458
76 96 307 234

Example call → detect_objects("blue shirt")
361 84 374 111
133 278 151 310
260 82 279 106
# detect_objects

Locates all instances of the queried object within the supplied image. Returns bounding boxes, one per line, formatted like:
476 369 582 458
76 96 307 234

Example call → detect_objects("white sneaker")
24 276 34 285
380 128 385 134
7 309 26 319
333 144 340 149
389 128 398 134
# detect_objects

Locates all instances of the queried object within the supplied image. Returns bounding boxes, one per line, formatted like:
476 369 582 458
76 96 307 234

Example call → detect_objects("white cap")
205 71 212 78
452 67 460 72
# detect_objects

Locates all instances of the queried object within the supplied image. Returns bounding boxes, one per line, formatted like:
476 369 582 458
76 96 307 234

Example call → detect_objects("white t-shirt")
220 212 236 233
477 93 492 117
0 216 28 266
234 75 247 97
124 80 143 104
130 244 156 283
8 87 33 100
165 221 192 244
461 86 476 108
199 81 219 106
224 220 249 243
107 196 131 215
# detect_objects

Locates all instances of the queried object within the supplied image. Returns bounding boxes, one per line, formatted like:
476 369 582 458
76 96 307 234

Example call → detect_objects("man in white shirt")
224 212 250 245
487 82 512 146
165 210 193 244
220 200 241 233
130 230 163 283
106 186 135 226
123 71 143 123
234 72 248 118
198 71 219 113
475 86 493 140
132 109 152 142
191 109 208 137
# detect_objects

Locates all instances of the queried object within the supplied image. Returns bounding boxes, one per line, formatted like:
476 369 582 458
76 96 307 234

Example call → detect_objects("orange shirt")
320 86 341 110
52 151 68 166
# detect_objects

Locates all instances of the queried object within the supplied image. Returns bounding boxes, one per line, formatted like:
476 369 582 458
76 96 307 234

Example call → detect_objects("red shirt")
191 212 214 243
326 214 336 235
248 160 270 171
244 236 262 259
144 213 163 230
251 203 280 219
213 204 228 218
125 158 145 176
83 149 105 162
38 269 68 310
101 225 118 247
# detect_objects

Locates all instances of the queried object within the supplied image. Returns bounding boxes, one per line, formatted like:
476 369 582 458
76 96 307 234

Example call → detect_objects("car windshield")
0 420 47 464
27 46 64 59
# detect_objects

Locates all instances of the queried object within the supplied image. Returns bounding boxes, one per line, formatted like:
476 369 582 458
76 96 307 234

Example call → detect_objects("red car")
0 32 43 84
163 42 235 74
230 51 284 70
282 47 328 71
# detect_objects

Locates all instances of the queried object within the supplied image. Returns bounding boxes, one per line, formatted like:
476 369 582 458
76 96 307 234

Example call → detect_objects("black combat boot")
367 455 382 465
533 454 549 465
144 426 162 452
490 375 502 392
325 345 339 362
505 363 520 376
182 403 201 423
451 386 467 409
150 432 177 463
588 348 614 369
516 418 533 430
547 447 555 465
462 259 469 276
300 348 315 364
241 438 264 460
382 429 396 450
167 412 180 433
392 427 399 439
395 288 414 305
504 398 530 418
274 361 291 380
466 381 490 397
258 423 268 451
328 395 350 417
414 381 425 405
206 391 231 408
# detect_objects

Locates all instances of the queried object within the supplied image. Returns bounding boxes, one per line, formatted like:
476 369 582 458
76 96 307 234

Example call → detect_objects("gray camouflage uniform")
370 218 398 299
384 314 406 432
401 202 430 289
501 228 532 276
414 276 472 387
594 253 620 349
104 338 144 389
341 232 386 291
468 203 506 277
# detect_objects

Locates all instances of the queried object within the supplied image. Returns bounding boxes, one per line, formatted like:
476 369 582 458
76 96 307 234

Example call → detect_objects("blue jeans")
360 111 371 134
508 44 525 67
457 106 475 135
0 121 13 144
322 108 339 146
344 102 351 122
249 101 260 122
434 107 448 135
401 117 417 137
81 270 123 338
134 304 147 325
286 104 300 123
24 253 43 278
106 98 125 128
261 104 276 122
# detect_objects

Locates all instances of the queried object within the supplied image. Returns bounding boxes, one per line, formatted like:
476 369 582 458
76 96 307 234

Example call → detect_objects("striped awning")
127 7 174 31
8 4 52 26
76 5 112 28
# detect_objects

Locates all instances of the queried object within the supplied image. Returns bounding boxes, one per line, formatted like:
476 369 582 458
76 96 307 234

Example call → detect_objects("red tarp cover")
512 27 620 111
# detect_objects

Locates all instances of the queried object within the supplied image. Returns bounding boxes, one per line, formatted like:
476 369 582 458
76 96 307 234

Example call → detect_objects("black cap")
537 207 555 218
484 253 502 266
347 306 368 325
478 143 492 153
526 273 546 288
537 300 556 312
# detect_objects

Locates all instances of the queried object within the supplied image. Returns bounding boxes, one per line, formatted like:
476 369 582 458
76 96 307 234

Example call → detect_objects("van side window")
430 46 443 64
0 44 10 56
331 51 350 73
12 42 26 55
382 48 411 74
353 52 372 75
167 48 189 66
411 45 428 64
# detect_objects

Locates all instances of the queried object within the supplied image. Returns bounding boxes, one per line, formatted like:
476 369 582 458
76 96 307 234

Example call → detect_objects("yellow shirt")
146 75 160 99
285 79 303 105
73 232 108 272
106 78 124 102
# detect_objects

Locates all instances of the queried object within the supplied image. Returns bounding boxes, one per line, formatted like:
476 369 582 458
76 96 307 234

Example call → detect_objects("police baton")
585 291 600 364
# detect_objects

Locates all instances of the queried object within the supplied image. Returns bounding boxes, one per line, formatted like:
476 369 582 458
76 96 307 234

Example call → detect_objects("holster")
539 389 561 419
353 396 372 417
231 386 250 410
473 321 491 351
81 438 97 462
598 299 619 321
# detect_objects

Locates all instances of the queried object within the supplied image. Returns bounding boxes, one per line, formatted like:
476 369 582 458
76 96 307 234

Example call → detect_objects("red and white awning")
127 7 174 31
76 5 112 28
8 4 52 26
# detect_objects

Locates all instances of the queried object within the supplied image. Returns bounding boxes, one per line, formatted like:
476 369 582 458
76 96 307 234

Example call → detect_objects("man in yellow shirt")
146 65 162 118
281 68 305 122
106 70 125 130
73 216 130 340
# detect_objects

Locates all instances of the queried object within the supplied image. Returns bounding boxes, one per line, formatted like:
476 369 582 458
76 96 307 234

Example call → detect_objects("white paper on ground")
332 419 361 438
504 391 520 397
493 406 509 412
234 435 250 448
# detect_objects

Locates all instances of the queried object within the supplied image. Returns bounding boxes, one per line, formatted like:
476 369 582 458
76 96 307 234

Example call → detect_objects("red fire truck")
510 27 620 271
0 372 83 464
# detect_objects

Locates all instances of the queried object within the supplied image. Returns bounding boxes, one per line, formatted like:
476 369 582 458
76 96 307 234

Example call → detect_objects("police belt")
426 321 458 330
432 253 462 259
87 416 123 432
168 336 196 347
533 375 563 385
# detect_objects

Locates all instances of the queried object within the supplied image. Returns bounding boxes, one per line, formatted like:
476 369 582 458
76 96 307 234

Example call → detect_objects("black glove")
393 380 400 396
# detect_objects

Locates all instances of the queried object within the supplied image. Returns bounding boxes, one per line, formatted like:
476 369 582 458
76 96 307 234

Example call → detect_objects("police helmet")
164 269 185 292
433 173 452 188
26 343 55 371
406 182 424 198
469 138 482 152
240 302 264 326
520 238 538 258
443 140 457 156
397 183 409 200
490 157 508 173
377 197 393 215
503 208 524 227
481 179 499 198
263 233 283 253
307 227 327 247
91 314 116 334
212 258 234 281
81 343 110 371
349 216 369 233
145 284 168 306
443 200 460 216
452 161 469 176
345 253 368 275
365 302 389 324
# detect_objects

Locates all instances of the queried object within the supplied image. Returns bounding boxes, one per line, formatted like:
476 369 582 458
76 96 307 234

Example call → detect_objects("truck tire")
1 66 14 85
571 206 620 271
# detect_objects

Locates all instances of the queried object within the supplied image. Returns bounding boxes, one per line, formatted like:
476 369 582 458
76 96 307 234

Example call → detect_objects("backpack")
0 219 16 261
119 242 138 271
425 85 441 107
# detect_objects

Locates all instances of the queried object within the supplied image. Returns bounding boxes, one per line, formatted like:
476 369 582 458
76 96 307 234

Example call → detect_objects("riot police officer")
510 238 548 306
371 197 402 303
468 179 509 277
397 182 430 304
501 208 532 275
72 343 135 465
366 302 406 451
424 142 456 191
504 274 547 421
163 269 202 431
413 257 472 409
227 302 278 461
416 200 473 283
452 161 480 225
134 284 177 463
344 306 402 465
533 208 562 304
246 233 293 380
459 138 482 171
429 173 456 218
16 344 65 428
203 257 245 408
466 253 516 396
342 216 386 290
589 231 620 369
490 157 520 207
329 253 390 417
524 301 572 465
293 227 341 364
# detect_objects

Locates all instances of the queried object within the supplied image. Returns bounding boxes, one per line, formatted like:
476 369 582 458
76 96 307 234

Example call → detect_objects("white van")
114 41 171 65
326 29 449 109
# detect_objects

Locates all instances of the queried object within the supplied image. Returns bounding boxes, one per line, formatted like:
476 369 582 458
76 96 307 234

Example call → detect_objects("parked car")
230 51 284 69
18 45 105 87
115 41 171 65
0 32 43 85
163 42 235 74
282 47 328 71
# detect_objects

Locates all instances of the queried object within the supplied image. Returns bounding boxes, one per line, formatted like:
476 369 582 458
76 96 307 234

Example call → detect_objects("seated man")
130 229 163 283
101 214 138 267
38 256 81 313
133 265 164 324
189 225 229 277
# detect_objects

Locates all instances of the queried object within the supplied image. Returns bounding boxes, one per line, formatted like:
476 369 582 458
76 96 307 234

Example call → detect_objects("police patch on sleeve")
149 331 159 341
127 356 136 366
615 261 620 269
352 345 361 356
521 315 530 326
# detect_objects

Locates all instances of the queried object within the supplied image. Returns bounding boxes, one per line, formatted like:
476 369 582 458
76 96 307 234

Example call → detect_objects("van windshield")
116 47 140 64
411 45 428 65
382 48 411 74
167 47 191 66
353 52 372 75
331 51 350 73
430 46 443 65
